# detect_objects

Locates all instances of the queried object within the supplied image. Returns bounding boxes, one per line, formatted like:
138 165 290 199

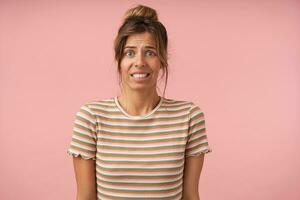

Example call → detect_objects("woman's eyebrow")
144 45 156 49
124 46 136 49
124 45 156 49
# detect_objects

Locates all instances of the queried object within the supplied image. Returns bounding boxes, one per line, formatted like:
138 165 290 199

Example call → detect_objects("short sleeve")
185 103 212 158
67 104 97 160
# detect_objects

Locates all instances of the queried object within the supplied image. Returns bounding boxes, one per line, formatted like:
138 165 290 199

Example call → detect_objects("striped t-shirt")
67 96 212 200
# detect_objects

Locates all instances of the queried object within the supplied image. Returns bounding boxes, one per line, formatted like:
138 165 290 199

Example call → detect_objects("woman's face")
119 32 161 93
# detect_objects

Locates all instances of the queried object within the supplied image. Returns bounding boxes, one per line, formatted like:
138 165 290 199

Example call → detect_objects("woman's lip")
130 72 150 75
130 73 150 76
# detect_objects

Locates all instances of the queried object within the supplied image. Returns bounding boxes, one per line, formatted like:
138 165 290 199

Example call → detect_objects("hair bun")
123 4 158 22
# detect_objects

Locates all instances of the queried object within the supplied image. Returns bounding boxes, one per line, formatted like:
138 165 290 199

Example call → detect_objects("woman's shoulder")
162 97 205 120
87 96 114 105
162 96 199 109
77 97 115 113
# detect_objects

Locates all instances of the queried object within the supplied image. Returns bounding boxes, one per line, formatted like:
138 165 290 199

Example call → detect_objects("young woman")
67 4 212 200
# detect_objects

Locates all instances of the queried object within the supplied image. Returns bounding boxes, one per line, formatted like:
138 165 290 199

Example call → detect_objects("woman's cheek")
120 58 131 68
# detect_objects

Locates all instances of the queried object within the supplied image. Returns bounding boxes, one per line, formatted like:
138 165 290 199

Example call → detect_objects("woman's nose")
135 52 145 67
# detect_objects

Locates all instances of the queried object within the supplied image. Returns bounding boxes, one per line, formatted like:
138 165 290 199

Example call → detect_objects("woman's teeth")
131 73 149 78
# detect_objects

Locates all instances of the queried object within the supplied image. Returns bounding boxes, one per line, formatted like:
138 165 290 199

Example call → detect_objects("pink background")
1 0 299 199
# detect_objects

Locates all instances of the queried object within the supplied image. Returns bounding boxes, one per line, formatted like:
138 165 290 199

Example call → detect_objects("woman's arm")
182 153 205 200
73 156 97 200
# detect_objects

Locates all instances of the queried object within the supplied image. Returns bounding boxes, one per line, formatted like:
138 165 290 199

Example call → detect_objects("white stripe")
76 112 97 127
73 127 96 139
97 179 183 191
96 148 185 155
97 140 186 148
189 126 206 136
97 186 182 198
96 167 184 177
71 141 96 151
97 157 184 163
99 126 188 135
96 173 183 183
98 132 187 140
190 117 205 127
100 117 189 126
96 161 184 170
72 134 95 145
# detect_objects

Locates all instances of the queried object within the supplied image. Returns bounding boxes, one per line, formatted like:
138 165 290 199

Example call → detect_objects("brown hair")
114 4 168 98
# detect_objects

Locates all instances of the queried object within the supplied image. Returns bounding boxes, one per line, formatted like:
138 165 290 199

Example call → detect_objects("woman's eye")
125 51 135 57
145 51 156 57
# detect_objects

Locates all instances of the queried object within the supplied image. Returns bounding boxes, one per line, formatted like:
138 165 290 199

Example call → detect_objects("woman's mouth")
130 73 150 81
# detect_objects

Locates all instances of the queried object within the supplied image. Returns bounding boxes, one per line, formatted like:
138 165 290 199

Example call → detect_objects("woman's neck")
117 90 161 116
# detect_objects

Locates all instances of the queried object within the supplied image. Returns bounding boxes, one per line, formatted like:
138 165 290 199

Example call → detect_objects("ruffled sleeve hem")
67 149 96 161
185 147 212 158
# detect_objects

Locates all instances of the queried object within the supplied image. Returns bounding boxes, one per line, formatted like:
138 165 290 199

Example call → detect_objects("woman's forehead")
125 32 156 47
